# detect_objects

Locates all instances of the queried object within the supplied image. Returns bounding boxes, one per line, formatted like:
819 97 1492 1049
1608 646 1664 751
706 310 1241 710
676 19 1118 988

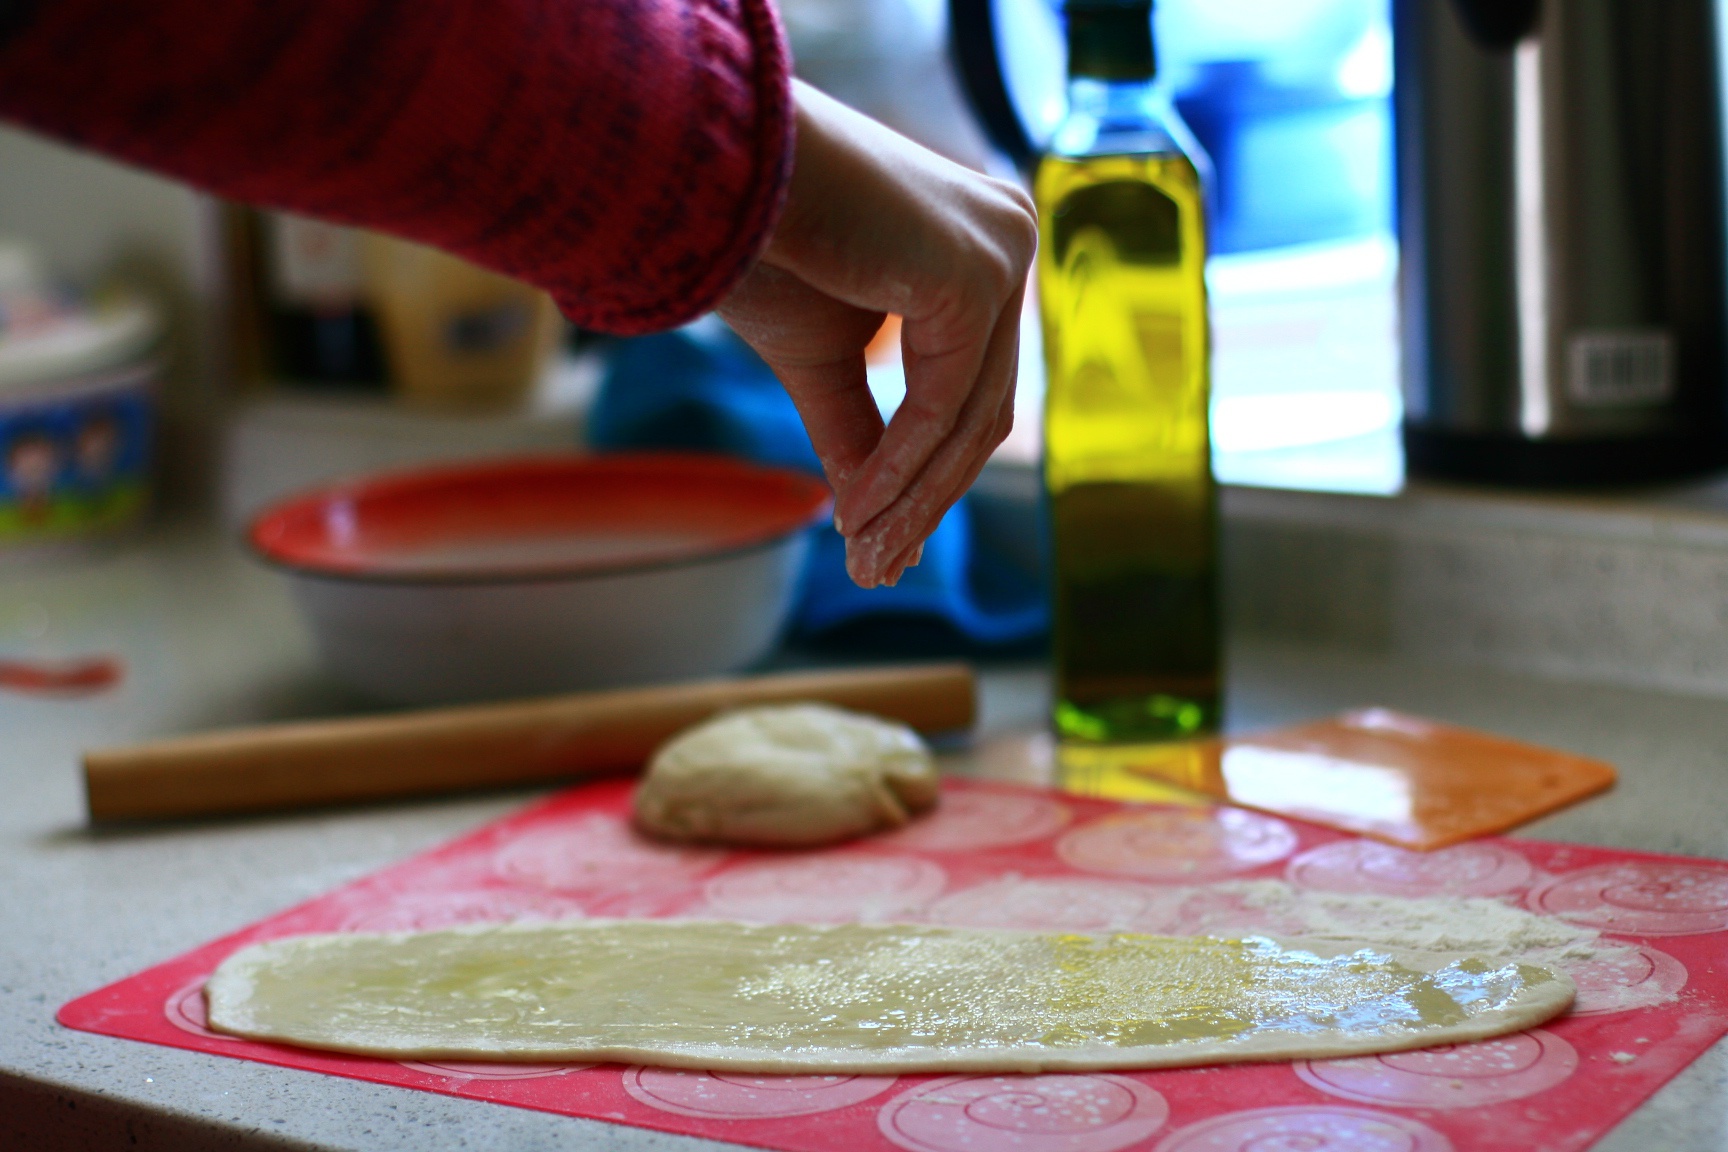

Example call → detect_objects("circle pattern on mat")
494 813 725 893
401 1060 592 1080
338 888 586 932
876 790 1072 852
1295 1029 1578 1108
1153 1105 1453 1152
703 855 946 921
1528 862 1728 935
1564 943 1688 1015
878 1073 1168 1152
164 977 222 1039
623 1067 895 1118
1286 839 1535 898
1057 809 1297 881
924 876 1178 933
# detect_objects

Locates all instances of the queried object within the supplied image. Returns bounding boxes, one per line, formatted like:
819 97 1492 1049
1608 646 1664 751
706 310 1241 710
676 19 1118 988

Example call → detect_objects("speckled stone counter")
4 522 1727 1150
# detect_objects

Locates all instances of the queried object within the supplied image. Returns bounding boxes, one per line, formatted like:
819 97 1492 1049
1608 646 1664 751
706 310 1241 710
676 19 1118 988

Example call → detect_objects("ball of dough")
633 703 940 848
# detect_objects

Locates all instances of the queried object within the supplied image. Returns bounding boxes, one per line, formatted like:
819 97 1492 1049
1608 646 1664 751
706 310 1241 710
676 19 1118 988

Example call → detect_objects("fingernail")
908 543 924 567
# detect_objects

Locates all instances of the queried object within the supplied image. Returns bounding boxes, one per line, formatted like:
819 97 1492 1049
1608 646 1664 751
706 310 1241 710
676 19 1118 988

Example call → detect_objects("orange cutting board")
1103 708 1617 850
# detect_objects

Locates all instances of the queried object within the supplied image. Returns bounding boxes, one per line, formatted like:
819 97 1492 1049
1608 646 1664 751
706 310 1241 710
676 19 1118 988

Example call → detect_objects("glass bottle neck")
1052 77 1173 157
1066 77 1158 121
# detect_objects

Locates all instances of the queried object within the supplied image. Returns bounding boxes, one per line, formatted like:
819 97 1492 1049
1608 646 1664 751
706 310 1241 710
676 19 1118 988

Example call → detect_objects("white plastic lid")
0 237 162 392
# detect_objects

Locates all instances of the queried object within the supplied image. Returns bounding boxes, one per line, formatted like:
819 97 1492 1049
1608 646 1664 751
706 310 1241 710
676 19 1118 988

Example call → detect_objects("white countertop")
4 521 1727 1150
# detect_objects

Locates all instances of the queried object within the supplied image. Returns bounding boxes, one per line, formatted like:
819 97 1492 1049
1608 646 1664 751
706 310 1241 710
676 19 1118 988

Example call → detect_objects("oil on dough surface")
206 919 1573 1074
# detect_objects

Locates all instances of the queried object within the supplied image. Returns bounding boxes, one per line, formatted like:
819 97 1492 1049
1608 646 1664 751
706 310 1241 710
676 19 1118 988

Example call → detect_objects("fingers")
830 301 994 535
718 263 887 491
733 80 1038 589
777 359 885 492
810 186 1034 554
861 380 1015 588
876 540 925 589
845 331 1018 588
844 283 1024 587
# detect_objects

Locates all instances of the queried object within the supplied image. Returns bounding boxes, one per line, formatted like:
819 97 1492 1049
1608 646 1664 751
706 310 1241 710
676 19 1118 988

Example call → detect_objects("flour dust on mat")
204 918 1574 1074
1170 880 1605 957
924 876 1635 992
1160 880 1644 1004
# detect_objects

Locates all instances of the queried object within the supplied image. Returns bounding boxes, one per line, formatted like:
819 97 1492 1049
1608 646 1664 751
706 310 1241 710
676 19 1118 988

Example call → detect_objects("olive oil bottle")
1037 0 1218 745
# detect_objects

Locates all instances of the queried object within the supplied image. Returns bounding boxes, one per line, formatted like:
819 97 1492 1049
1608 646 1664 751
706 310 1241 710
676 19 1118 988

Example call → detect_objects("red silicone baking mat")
60 777 1728 1152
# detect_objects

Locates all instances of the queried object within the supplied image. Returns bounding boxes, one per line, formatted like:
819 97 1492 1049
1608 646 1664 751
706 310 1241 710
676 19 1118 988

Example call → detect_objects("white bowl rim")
255 527 818 588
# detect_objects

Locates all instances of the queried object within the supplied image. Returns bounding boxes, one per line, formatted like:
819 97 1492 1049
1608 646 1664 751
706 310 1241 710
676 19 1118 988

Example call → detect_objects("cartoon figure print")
74 411 123 486
5 425 61 524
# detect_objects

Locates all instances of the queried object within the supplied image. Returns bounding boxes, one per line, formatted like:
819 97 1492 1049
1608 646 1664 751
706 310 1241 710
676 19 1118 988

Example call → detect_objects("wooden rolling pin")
85 663 975 823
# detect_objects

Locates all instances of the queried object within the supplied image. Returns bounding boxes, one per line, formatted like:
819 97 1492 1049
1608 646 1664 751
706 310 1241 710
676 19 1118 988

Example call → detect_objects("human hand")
718 81 1036 589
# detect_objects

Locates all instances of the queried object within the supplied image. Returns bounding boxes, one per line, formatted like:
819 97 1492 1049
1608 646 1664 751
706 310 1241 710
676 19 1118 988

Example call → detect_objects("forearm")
0 0 793 334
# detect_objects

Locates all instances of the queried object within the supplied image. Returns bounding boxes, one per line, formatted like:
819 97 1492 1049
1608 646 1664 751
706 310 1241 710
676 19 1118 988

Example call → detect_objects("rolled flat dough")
633 704 938 847
205 919 1573 1074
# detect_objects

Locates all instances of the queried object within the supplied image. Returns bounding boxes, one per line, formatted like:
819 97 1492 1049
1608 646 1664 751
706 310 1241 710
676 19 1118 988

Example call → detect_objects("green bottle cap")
1065 0 1156 82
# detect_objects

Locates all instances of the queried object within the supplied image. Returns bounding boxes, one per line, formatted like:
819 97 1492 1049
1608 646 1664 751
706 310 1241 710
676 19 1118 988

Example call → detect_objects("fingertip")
832 474 899 549
843 537 883 589
881 543 921 588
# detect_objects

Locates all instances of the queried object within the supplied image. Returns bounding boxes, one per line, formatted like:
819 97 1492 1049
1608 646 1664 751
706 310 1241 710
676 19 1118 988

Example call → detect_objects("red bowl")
249 452 834 583
247 453 834 703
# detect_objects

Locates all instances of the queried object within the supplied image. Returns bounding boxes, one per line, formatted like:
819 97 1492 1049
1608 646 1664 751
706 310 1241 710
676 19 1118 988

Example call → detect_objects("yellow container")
363 236 562 413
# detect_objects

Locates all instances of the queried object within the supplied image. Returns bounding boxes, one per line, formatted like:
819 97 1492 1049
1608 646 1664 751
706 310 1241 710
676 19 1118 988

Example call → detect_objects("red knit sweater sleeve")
0 0 794 335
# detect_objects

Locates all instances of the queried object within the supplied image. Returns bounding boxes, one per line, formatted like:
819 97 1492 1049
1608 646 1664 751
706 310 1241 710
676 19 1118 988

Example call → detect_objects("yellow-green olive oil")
1037 129 1218 743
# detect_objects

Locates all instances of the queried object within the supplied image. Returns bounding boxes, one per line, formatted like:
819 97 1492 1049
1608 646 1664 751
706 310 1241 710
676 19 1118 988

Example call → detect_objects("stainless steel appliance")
1397 0 1728 483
